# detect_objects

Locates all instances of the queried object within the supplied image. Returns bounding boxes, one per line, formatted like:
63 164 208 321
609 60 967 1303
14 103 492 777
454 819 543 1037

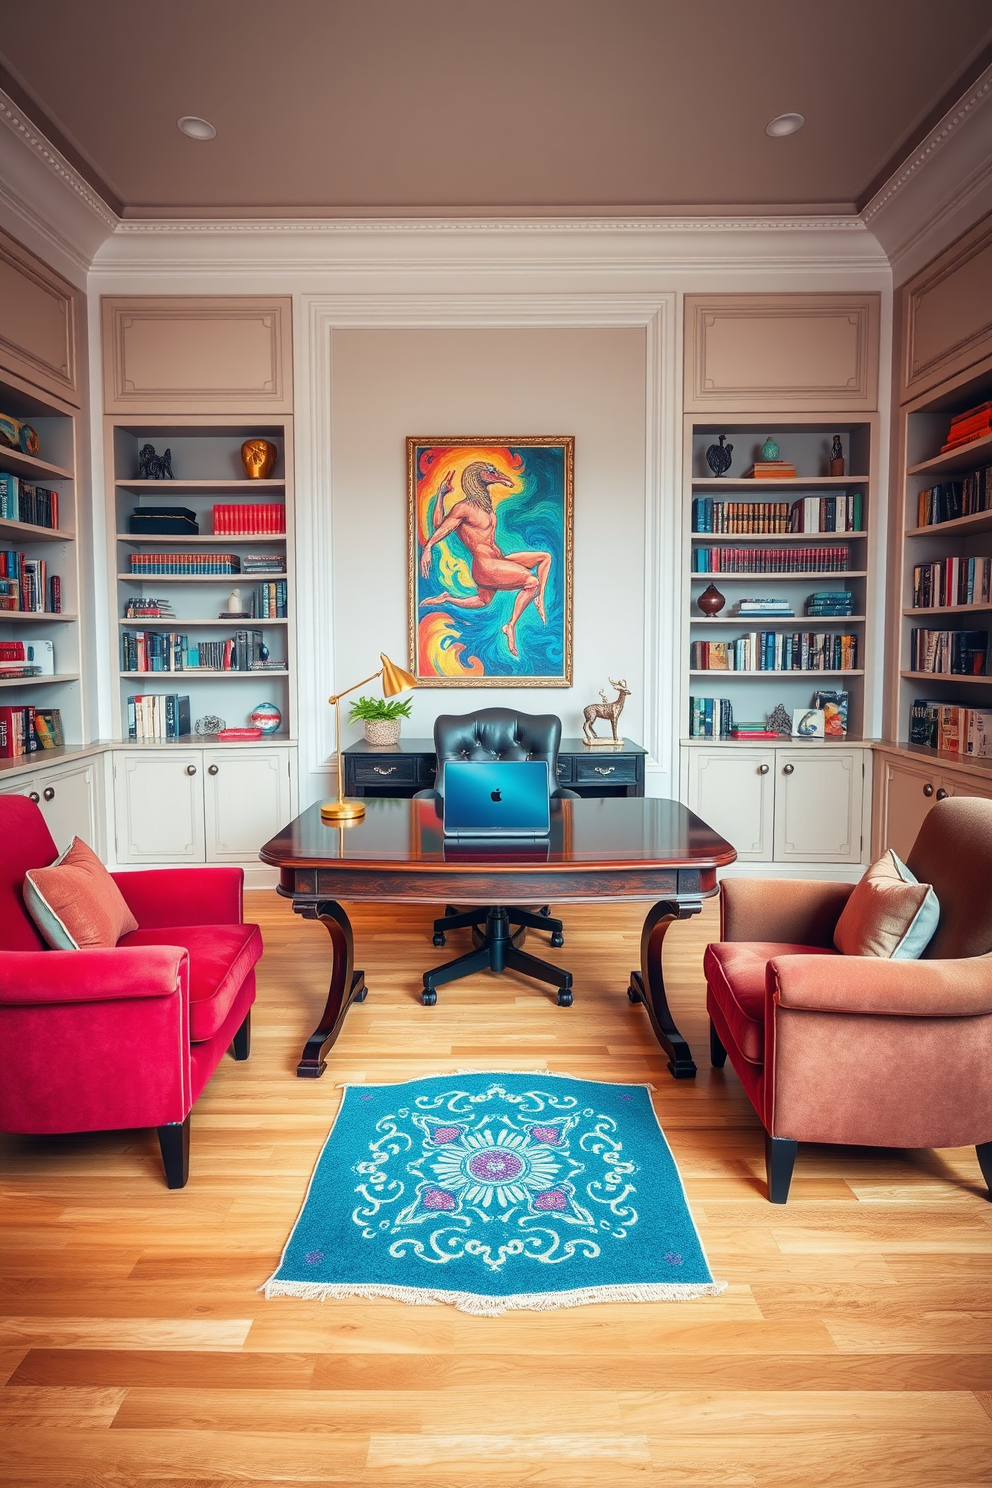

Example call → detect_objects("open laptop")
441 759 551 838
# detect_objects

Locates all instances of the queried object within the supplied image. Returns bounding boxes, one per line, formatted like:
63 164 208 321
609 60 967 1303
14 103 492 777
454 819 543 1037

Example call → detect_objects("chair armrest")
769 953 992 1019
721 877 854 947
0 946 186 1006
111 867 244 928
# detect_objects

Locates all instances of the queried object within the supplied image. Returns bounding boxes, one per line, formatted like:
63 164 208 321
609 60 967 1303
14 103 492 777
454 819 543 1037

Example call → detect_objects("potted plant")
348 694 412 747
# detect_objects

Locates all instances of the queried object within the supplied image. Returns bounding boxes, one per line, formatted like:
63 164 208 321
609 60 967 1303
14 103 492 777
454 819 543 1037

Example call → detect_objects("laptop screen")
442 760 551 837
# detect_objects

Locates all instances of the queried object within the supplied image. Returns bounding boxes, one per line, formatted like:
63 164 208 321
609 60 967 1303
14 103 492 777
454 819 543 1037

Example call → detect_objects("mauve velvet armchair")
0 795 262 1188
704 796 992 1202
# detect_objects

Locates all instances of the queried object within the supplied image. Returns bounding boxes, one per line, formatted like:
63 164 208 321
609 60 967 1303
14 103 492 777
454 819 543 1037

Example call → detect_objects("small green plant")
347 695 413 722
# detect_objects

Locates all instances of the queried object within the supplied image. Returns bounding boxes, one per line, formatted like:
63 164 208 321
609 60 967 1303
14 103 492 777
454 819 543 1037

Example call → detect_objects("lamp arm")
329 668 383 707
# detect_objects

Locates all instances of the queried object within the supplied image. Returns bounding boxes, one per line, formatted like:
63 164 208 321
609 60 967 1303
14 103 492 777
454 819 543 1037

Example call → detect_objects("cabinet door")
877 755 938 861
114 751 205 863
36 761 98 853
774 749 863 862
686 749 775 860
202 748 293 861
935 769 992 805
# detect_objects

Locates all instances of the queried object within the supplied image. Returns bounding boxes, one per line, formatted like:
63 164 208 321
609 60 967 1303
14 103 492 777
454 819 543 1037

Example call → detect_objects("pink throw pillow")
23 837 139 949
833 849 939 959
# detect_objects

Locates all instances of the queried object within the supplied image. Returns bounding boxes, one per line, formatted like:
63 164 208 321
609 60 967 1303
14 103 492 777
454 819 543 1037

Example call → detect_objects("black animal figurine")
705 434 733 478
138 444 174 480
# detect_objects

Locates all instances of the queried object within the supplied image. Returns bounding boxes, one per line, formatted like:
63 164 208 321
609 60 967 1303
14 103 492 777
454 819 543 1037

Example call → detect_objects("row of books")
127 694 192 740
121 629 274 672
0 640 41 680
691 633 859 672
250 580 288 617
686 689 849 739
128 552 242 575
916 466 991 527
211 503 285 534
0 705 63 758
687 697 734 737
806 591 855 616
910 699 991 756
909 628 989 676
692 546 851 573
0 555 57 612
941 401 991 454
241 554 286 574
912 556 992 610
691 495 863 535
0 473 60 530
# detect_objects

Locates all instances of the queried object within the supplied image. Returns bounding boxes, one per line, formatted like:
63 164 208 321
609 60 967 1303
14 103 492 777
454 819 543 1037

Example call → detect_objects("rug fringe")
259 1278 727 1315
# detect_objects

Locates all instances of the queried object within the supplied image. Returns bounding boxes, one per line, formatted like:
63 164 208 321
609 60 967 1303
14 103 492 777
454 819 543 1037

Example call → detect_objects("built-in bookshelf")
892 356 992 761
106 418 296 744
682 418 877 743
0 368 84 757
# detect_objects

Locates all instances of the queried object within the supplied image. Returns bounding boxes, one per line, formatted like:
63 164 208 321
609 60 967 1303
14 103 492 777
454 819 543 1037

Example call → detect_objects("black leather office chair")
416 708 578 1007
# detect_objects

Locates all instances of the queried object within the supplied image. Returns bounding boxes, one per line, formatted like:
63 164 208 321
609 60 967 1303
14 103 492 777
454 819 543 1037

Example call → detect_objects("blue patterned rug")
263 1073 723 1315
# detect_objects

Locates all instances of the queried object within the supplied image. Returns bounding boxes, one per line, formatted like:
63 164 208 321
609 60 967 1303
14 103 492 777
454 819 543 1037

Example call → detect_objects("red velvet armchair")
0 796 262 1188
704 796 992 1203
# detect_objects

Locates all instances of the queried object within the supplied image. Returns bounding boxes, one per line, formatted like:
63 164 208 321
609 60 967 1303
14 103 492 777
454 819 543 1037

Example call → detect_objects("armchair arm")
0 946 186 1006
111 866 243 928
769 952 992 1019
721 877 854 947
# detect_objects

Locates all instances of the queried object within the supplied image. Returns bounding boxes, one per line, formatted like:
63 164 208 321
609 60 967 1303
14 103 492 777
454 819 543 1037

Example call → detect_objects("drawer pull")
43 786 56 801
782 763 795 775
935 787 948 801
594 766 616 776
208 764 219 775
185 764 197 776
373 765 397 776
757 764 769 775
922 782 934 797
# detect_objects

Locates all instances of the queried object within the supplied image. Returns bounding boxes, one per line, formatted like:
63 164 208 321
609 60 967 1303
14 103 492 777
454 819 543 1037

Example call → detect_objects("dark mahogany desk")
259 796 736 1081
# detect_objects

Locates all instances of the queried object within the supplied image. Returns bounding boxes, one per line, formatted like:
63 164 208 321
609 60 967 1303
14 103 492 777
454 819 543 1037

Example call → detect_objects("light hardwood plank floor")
1 891 990 1486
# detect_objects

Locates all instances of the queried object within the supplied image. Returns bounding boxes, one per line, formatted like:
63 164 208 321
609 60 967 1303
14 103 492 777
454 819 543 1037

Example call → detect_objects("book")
811 689 849 736
744 460 797 478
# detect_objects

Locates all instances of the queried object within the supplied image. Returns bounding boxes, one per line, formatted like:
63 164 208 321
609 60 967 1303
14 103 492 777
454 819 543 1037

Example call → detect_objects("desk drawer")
554 758 573 787
351 756 420 787
573 756 638 786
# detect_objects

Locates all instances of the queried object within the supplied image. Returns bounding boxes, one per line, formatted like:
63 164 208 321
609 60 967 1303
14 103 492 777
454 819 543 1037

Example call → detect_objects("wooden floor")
1 892 990 1487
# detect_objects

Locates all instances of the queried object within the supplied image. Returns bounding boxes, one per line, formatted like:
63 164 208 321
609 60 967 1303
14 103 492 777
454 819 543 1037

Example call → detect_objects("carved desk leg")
295 898 367 1078
627 898 702 1079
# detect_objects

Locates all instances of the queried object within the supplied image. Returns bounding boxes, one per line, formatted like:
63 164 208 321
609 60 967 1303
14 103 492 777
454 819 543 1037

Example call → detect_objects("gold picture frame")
408 436 574 687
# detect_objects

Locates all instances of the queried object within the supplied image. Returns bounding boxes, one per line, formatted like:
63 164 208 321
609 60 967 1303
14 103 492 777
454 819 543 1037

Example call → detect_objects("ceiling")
2 0 991 220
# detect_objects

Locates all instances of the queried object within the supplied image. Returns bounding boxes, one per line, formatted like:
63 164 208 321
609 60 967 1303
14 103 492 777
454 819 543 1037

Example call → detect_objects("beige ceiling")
2 0 991 219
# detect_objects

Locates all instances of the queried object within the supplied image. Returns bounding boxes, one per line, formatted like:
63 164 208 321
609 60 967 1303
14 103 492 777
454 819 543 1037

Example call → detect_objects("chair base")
158 1115 191 1189
423 907 572 1006
432 903 564 950
977 1141 992 1200
765 1134 799 1204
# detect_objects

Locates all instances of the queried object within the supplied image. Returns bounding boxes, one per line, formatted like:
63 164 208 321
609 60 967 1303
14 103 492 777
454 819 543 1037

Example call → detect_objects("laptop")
441 759 551 838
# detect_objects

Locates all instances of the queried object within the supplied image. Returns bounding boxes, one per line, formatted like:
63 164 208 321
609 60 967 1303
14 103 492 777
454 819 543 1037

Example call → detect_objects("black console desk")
343 737 647 800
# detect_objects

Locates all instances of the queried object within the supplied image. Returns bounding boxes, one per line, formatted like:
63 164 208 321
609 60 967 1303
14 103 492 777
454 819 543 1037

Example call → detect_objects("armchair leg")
230 1010 251 1061
709 1019 727 1068
158 1116 191 1190
765 1135 798 1204
977 1142 992 1200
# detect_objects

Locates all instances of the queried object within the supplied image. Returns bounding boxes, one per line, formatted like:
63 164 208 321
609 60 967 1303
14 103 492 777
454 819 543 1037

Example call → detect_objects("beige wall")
328 326 647 746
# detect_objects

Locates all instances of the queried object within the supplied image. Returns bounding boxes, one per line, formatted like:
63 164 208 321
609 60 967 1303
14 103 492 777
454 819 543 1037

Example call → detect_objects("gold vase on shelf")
321 653 417 823
240 438 277 479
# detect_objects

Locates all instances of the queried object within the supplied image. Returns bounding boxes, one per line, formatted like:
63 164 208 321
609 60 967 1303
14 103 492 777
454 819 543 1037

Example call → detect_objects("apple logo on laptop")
490 789 502 802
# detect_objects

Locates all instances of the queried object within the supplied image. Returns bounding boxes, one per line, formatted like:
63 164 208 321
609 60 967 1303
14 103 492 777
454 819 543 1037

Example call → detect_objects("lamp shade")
379 653 417 697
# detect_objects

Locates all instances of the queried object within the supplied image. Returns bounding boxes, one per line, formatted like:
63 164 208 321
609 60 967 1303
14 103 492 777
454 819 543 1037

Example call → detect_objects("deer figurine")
582 678 631 744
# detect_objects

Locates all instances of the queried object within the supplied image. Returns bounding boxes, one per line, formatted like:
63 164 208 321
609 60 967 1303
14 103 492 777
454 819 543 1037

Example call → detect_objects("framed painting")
408 436 573 686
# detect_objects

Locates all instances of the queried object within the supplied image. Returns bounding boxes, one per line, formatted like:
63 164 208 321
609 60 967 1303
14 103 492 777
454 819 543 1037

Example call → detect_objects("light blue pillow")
887 850 940 960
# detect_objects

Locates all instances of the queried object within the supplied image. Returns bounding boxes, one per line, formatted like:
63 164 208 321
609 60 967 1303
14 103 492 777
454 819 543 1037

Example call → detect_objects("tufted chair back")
905 796 992 960
433 708 564 797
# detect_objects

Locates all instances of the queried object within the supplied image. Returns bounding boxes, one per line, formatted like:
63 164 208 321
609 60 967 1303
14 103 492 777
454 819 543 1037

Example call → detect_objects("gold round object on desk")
320 798 367 822
241 438 277 479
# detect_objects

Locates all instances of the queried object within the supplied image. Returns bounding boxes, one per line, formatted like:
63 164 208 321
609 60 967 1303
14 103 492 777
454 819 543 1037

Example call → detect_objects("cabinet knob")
43 786 56 801
185 764 197 776
208 764 219 775
782 763 795 775
935 787 948 801
922 782 934 797
28 791 40 803
757 763 769 775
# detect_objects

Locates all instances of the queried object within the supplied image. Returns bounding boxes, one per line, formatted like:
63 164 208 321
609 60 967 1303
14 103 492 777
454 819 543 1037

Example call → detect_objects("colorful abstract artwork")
408 437 573 686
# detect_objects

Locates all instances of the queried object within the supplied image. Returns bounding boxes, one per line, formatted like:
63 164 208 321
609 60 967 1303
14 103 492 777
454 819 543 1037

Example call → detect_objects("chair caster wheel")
557 989 573 1008
432 933 446 947
422 989 437 1006
551 933 564 948
354 984 368 1003
627 984 640 1004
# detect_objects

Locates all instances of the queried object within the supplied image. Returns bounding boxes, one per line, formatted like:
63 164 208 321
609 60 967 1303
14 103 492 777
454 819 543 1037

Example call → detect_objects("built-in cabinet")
0 752 101 853
872 745 992 862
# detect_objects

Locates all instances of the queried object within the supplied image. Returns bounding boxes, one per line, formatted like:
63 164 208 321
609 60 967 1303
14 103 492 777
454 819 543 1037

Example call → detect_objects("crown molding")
110 214 864 237
0 87 118 231
0 174 90 277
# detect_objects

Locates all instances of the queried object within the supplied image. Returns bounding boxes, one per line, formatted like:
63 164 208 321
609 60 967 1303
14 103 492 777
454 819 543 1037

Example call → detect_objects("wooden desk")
343 736 648 798
259 796 736 1081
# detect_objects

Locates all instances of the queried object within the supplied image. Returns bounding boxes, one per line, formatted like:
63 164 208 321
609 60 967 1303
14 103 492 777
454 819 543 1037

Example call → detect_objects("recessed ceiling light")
177 116 217 141
765 113 805 138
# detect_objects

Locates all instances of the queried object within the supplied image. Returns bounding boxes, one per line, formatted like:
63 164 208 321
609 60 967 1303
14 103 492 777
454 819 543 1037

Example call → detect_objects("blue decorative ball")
250 701 282 734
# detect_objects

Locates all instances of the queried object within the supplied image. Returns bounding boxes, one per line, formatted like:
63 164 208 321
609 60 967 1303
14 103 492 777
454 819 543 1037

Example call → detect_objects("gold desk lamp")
321 652 416 822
